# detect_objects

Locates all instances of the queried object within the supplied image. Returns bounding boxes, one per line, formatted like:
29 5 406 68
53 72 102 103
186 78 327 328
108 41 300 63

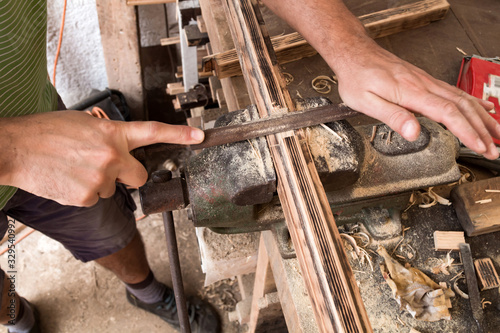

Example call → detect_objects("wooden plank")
160 36 181 46
262 230 318 332
474 258 500 291
433 231 465 251
204 0 450 79
166 82 184 95
221 1 372 332
451 177 500 236
248 235 278 333
96 0 145 120
127 0 175 5
197 15 207 33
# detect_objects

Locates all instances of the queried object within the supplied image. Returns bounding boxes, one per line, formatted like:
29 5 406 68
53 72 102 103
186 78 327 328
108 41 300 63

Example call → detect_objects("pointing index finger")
124 121 205 151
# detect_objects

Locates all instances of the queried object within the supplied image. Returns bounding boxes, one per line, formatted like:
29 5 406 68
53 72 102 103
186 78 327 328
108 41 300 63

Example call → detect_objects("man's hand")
332 42 500 160
264 0 500 159
0 111 205 207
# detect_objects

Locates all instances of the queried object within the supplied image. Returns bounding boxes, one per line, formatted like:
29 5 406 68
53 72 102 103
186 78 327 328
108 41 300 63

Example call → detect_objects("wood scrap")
474 258 500 291
160 36 181 46
433 231 465 251
166 82 184 95
451 177 500 236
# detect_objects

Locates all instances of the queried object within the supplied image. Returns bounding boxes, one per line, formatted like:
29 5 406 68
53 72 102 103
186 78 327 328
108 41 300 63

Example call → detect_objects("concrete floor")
0 192 241 333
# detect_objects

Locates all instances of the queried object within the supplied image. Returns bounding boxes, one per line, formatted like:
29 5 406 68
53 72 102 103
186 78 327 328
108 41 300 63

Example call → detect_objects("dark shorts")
0 184 137 263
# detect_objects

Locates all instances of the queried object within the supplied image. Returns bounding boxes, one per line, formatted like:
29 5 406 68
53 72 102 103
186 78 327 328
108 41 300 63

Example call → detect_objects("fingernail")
191 128 205 142
476 138 487 153
402 121 418 141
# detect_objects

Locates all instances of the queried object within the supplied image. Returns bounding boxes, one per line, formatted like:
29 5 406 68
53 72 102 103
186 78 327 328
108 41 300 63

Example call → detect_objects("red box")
457 56 500 144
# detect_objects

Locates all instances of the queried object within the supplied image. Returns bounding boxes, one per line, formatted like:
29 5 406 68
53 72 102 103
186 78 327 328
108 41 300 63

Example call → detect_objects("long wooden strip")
205 0 450 78
126 0 175 5
221 0 372 331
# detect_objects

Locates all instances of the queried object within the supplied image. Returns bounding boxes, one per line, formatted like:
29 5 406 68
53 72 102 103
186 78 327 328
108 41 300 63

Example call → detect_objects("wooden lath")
220 0 372 331
205 0 450 78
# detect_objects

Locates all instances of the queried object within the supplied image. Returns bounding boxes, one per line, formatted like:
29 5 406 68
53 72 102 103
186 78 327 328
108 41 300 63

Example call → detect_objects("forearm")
262 0 374 73
263 0 500 159
0 118 20 186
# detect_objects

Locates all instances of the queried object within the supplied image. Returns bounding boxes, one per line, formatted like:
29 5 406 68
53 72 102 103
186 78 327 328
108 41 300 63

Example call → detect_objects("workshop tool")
139 97 460 230
135 103 357 155
459 243 485 333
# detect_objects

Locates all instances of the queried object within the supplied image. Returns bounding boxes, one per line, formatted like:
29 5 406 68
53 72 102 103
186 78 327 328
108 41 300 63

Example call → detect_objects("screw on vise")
152 169 172 183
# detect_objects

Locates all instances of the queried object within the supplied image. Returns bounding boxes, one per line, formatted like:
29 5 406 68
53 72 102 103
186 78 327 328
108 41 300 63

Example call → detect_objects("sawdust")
202 229 260 261
200 278 241 312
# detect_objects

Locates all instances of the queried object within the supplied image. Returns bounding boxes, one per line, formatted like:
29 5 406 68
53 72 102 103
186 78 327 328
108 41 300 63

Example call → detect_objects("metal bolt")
152 170 172 183
186 205 194 221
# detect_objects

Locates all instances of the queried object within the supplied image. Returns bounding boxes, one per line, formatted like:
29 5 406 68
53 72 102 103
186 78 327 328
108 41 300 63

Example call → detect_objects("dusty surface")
0 191 241 333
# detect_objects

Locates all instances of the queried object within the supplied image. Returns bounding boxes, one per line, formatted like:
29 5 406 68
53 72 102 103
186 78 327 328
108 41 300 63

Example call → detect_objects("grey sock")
4 297 35 333
126 270 167 304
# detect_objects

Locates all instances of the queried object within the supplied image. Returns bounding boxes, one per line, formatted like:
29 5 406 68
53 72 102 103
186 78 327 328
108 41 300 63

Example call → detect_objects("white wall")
46 0 108 108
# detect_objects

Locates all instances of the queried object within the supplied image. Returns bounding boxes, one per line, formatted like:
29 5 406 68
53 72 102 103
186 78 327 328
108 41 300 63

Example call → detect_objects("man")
0 1 218 332
0 0 498 332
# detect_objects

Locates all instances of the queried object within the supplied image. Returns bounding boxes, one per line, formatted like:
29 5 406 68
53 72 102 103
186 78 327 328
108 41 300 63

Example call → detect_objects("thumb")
124 121 205 150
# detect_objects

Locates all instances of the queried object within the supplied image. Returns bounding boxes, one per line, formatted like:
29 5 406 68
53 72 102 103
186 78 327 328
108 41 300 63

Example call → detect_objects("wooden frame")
221 0 372 331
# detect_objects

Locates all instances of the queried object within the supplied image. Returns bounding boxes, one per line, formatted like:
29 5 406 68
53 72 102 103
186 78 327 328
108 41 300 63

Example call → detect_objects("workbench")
196 0 500 332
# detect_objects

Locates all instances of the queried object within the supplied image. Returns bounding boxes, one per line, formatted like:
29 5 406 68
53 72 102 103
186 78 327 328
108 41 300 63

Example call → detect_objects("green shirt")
0 0 59 209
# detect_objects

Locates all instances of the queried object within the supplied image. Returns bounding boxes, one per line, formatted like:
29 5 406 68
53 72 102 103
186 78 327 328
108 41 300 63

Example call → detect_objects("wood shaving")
341 233 373 270
370 126 377 143
481 298 492 309
407 187 452 209
485 189 500 193
282 72 294 85
386 131 392 145
453 276 469 299
311 75 337 94
320 123 343 141
352 232 371 248
432 251 454 275
475 199 492 204
456 47 468 56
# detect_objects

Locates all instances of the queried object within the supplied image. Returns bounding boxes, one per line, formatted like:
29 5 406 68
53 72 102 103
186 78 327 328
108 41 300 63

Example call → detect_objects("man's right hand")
0 111 205 207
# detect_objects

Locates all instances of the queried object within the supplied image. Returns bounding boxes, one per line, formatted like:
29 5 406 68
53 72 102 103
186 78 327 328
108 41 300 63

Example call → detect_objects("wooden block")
215 88 226 108
160 36 181 46
433 231 465 251
184 24 209 46
166 82 184 95
197 15 207 33
451 177 500 236
474 258 500 291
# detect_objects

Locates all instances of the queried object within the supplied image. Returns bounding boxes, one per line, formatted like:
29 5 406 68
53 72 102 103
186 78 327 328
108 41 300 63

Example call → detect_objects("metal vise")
140 97 460 235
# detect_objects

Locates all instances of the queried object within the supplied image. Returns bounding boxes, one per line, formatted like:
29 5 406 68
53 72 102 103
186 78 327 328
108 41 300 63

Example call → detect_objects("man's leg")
94 232 149 284
0 270 38 333
2 186 220 332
